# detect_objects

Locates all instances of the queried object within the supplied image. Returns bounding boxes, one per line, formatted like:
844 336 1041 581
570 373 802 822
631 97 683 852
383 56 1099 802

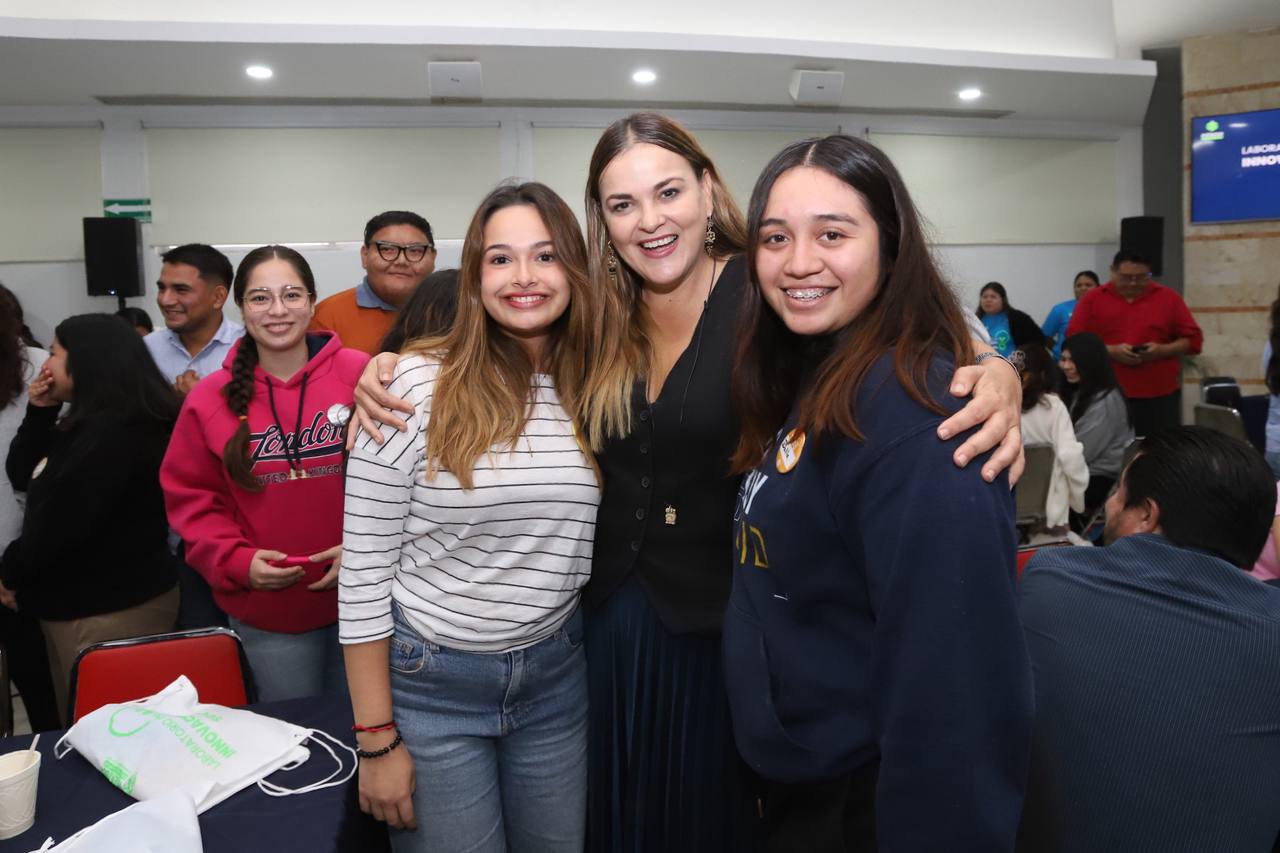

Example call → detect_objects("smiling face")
360 223 436 308
478 204 571 362
240 257 315 354
597 142 715 292
980 287 1005 315
754 166 883 337
156 262 227 336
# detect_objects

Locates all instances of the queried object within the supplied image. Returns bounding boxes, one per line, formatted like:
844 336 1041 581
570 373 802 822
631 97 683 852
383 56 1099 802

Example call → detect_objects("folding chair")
1014 444 1056 543
1193 402 1248 443
1200 376 1241 409
67 626 256 724
1017 540 1073 580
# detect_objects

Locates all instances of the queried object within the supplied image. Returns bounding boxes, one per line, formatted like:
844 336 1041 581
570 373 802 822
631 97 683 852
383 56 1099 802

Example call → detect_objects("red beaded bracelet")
352 721 397 733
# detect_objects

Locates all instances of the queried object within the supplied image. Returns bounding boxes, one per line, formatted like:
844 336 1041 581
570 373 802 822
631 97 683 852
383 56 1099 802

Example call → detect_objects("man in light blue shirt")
143 244 243 395
143 244 242 630
1042 270 1100 359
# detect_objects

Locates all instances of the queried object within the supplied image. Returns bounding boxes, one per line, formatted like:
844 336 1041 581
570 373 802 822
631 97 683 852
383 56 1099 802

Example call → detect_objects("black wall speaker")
83 217 145 297
1119 216 1164 277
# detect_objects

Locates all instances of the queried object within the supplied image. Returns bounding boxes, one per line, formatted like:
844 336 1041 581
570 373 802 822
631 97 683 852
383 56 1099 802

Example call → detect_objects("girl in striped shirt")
340 182 623 852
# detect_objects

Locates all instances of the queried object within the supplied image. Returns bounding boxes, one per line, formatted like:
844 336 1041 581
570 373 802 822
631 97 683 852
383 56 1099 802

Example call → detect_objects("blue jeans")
388 605 587 853
228 618 346 702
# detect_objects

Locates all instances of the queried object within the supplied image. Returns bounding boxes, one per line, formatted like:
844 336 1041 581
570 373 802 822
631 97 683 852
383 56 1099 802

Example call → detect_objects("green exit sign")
103 198 152 222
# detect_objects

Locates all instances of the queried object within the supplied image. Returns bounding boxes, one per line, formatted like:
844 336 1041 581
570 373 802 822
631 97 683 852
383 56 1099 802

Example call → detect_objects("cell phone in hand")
1132 344 1150 353
269 556 314 568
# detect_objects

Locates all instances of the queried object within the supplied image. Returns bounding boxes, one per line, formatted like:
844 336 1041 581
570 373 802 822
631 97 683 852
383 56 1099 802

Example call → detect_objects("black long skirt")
585 576 762 852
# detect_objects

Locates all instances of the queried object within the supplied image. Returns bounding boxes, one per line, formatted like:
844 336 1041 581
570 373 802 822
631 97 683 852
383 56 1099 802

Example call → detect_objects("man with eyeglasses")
1067 249 1202 437
311 210 437 354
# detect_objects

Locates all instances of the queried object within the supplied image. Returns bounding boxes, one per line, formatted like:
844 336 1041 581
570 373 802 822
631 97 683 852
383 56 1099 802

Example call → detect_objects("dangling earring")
606 241 619 286
704 216 716 256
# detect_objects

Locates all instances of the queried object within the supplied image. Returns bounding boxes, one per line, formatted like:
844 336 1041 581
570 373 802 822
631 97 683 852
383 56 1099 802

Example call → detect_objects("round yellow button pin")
775 429 805 473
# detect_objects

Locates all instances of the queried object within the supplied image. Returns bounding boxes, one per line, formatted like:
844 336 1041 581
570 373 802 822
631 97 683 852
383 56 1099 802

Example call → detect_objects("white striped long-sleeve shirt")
339 354 600 651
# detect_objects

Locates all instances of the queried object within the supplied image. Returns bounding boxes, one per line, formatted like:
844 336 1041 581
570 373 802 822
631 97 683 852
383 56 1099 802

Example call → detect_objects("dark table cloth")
0 694 389 852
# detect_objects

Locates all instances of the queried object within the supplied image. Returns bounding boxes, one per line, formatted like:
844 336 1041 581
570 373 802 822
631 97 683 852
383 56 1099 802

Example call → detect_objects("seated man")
311 210 435 354
1018 427 1280 852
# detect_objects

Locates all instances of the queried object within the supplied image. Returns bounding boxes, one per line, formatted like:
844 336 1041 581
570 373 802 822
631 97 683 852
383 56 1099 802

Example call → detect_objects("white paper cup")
0 749 40 839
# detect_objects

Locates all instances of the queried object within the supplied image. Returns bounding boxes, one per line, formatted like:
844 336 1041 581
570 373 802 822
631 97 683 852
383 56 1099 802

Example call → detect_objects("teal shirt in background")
981 312 1014 356
1042 299 1076 359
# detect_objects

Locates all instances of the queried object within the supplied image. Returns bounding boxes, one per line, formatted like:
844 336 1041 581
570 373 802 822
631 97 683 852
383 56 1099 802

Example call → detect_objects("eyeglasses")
243 288 311 312
1115 272 1151 284
373 241 434 263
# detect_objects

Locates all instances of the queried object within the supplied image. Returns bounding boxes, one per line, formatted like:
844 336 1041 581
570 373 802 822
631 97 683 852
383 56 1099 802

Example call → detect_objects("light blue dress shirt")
143 314 244 383
355 276 397 311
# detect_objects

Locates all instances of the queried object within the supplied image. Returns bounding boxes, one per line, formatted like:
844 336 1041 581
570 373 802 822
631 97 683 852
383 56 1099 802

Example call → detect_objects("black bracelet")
355 731 403 760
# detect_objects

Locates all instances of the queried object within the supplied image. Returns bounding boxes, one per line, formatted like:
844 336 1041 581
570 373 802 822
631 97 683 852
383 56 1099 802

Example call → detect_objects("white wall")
0 127 102 261
0 260 118 347
937 243 1116 326
0 104 1142 341
3 1 1120 59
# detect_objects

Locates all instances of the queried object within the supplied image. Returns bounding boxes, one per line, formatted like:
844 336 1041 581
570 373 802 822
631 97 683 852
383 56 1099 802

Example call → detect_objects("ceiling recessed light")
245 65 274 80
632 69 657 85
957 87 983 101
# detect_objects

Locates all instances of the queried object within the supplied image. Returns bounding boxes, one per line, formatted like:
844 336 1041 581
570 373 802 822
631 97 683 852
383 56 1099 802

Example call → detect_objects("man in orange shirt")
311 211 436 354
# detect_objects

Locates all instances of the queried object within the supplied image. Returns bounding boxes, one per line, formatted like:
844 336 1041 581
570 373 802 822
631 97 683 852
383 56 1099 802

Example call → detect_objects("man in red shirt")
1066 249 1202 438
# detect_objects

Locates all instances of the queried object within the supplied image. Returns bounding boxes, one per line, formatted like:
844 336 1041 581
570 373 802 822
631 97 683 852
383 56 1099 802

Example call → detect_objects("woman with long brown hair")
339 182 611 851
161 245 369 702
724 134 1031 851
351 114 1026 849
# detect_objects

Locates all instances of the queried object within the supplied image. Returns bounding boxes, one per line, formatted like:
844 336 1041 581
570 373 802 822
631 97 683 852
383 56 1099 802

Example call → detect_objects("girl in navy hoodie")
725 136 1033 852
161 245 369 701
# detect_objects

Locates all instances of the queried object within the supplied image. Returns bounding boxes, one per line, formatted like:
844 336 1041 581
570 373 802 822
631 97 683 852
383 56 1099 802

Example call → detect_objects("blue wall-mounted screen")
1191 108 1280 224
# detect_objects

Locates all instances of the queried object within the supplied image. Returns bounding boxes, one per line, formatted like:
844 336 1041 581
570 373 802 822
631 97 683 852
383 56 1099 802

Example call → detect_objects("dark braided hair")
220 245 317 492
222 335 263 491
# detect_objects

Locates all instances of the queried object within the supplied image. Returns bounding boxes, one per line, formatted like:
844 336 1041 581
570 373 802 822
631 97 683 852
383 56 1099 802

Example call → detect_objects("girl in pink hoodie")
161 245 369 701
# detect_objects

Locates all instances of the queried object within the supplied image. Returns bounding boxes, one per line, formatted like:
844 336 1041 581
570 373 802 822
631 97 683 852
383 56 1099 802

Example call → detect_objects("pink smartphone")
270 556 313 568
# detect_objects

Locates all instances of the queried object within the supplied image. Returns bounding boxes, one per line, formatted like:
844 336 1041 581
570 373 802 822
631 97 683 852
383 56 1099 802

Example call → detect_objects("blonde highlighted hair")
582 112 748 439
405 182 615 488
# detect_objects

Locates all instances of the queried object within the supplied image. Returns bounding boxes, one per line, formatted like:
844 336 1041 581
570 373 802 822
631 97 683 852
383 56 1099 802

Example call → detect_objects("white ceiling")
0 1 1274 125
0 35 1157 125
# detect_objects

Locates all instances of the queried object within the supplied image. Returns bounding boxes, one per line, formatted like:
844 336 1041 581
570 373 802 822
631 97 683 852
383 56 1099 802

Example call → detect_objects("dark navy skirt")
585 576 762 852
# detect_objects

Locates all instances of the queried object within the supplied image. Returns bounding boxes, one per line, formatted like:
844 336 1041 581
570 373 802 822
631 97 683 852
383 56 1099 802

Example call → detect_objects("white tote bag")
53 676 355 813
25 788 203 853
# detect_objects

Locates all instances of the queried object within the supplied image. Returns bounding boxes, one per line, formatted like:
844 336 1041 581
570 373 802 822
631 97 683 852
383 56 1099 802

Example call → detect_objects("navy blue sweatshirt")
723 353 1032 852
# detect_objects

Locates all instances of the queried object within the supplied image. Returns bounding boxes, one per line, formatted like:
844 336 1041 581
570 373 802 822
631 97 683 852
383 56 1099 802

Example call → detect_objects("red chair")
67 627 256 723
1017 540 1075 580
1016 547 1038 579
